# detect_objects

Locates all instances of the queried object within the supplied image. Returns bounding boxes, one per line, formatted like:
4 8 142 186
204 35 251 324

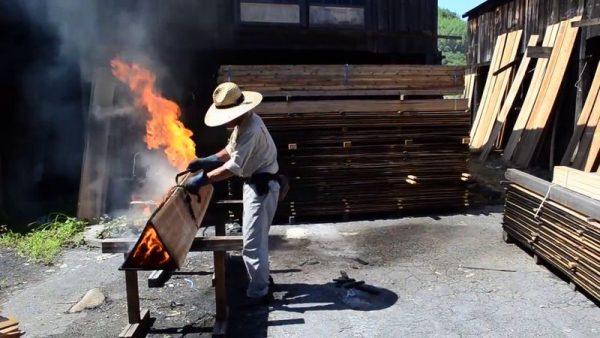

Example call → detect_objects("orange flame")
110 58 195 170
131 225 171 266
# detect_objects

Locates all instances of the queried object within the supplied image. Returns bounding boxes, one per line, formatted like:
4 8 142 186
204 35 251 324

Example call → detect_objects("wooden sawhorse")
101 231 242 337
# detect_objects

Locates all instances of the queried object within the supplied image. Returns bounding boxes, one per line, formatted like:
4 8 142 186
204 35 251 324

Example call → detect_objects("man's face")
226 113 246 129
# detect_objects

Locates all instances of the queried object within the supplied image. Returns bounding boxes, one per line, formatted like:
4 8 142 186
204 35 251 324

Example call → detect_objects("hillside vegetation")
438 8 467 65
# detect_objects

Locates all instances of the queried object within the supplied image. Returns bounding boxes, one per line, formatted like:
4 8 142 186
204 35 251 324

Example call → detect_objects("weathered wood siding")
466 0 585 65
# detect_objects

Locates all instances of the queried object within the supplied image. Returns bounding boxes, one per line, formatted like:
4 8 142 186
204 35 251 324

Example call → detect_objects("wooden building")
0 0 443 223
464 0 600 169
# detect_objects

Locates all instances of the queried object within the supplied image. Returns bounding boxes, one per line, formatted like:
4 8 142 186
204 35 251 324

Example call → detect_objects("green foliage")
438 7 467 65
0 214 86 264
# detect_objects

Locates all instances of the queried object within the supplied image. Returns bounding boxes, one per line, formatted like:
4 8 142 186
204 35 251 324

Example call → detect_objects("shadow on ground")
226 256 397 338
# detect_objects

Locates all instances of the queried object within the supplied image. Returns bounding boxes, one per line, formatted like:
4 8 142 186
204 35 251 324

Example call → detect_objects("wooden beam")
260 88 463 98
526 46 553 59
118 309 150 338
505 169 600 220
256 99 468 115
571 18 599 27
124 270 141 324
102 236 243 254
492 57 521 76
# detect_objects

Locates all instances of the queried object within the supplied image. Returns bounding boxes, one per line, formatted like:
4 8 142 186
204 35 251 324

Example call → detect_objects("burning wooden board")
121 175 213 270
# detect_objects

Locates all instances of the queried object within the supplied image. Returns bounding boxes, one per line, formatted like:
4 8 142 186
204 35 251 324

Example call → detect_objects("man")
185 82 279 304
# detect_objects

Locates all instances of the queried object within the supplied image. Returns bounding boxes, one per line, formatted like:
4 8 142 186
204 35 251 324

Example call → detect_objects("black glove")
184 172 210 193
187 154 222 172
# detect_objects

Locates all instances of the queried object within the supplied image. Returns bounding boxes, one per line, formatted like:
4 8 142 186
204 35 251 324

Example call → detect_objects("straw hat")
204 82 263 127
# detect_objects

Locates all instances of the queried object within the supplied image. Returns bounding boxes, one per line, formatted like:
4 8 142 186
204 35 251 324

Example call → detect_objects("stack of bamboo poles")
503 169 600 302
220 65 470 221
471 17 583 166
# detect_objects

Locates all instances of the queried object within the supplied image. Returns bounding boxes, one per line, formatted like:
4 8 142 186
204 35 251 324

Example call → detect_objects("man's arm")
205 147 234 183
214 148 231 162
207 164 234 183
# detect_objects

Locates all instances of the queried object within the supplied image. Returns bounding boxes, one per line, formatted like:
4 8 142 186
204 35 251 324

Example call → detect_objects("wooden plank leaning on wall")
502 22 561 161
512 16 582 167
479 34 541 160
470 33 507 140
470 29 523 151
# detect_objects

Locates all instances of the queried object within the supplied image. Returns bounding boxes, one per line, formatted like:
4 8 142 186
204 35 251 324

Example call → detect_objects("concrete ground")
1 206 599 337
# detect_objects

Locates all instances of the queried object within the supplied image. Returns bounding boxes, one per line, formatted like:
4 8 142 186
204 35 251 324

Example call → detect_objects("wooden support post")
213 221 228 337
119 309 150 338
124 268 141 324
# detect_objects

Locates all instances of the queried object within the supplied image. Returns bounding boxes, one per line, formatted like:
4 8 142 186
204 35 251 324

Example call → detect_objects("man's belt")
243 173 280 196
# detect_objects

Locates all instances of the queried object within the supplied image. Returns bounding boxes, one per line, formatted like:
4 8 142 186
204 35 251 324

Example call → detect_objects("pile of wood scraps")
0 316 23 337
503 169 600 302
221 64 470 221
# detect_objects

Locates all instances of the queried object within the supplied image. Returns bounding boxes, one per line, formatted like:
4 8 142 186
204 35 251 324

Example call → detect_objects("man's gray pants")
242 180 279 298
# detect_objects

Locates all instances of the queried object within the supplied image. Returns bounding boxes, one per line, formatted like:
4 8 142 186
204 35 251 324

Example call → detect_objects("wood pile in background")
220 64 469 221
503 169 600 302
218 64 465 97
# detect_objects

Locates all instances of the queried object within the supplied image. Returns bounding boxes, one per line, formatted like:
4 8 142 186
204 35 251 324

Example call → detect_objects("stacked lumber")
503 169 600 301
218 64 465 97
220 65 470 221
553 166 600 200
0 316 23 337
501 17 582 166
464 71 476 109
561 61 600 172
470 29 523 150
